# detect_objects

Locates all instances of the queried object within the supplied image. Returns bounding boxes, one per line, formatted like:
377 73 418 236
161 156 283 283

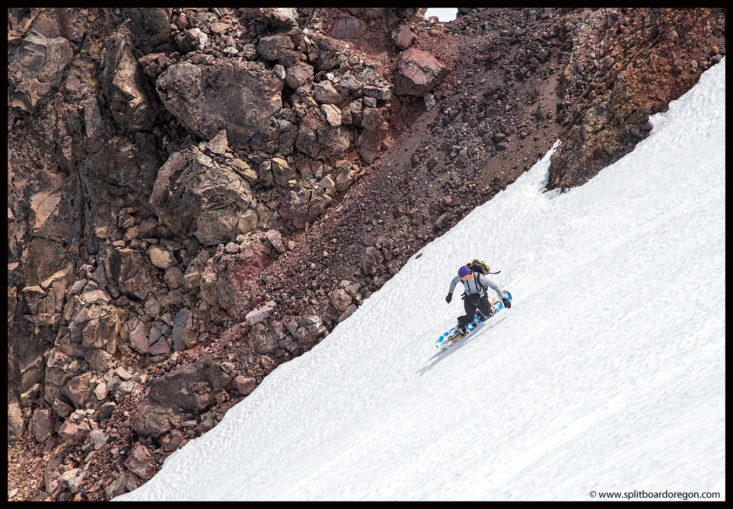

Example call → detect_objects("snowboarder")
446 265 511 337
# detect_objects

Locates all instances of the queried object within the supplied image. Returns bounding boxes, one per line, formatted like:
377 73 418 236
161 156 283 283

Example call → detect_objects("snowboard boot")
451 325 468 343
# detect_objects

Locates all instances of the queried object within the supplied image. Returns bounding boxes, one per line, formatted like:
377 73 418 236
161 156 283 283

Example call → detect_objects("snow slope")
117 58 725 501
424 8 458 22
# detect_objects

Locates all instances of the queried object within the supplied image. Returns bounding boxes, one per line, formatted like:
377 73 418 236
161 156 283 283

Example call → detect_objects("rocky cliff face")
7 7 724 501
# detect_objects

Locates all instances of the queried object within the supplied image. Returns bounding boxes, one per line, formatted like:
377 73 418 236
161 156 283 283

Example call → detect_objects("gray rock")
58 418 90 443
393 25 417 50
330 287 352 312
8 401 25 444
99 402 117 420
60 468 85 493
361 246 384 275
265 229 286 253
63 372 94 409
164 266 184 289
245 300 276 326
30 408 54 442
171 309 196 351
148 246 176 269
322 104 342 126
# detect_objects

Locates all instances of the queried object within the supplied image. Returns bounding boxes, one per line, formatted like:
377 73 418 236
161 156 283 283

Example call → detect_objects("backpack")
468 259 503 292
467 259 490 275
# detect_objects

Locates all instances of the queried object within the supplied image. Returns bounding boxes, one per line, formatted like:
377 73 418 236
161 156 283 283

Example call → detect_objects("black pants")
458 293 493 328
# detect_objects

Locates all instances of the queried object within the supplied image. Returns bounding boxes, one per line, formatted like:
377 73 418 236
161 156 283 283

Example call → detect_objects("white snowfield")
117 58 725 501
424 8 459 22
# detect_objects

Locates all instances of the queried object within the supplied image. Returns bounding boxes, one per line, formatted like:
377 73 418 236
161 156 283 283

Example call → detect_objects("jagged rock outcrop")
8 30 74 112
100 22 161 132
546 8 726 190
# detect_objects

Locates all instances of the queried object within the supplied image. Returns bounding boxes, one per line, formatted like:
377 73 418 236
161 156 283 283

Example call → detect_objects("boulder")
321 104 342 126
207 130 229 155
330 288 352 312
285 62 314 89
156 60 283 149
279 186 333 230
330 15 368 40
58 418 90 443
79 305 121 354
118 8 172 54
129 319 149 354
357 107 390 163
62 372 94 409
393 48 447 96
270 157 296 187
318 125 352 156
150 148 256 245
132 358 228 439
288 315 327 343
393 25 417 50
164 266 184 289
30 408 54 442
60 468 85 493
257 34 294 61
89 429 109 450
200 250 266 317
105 246 154 300
8 401 25 445
314 80 346 105
125 442 157 480
265 229 286 254
233 375 257 396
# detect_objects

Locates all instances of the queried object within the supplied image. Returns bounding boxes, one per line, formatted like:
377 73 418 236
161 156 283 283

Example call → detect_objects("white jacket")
448 274 504 300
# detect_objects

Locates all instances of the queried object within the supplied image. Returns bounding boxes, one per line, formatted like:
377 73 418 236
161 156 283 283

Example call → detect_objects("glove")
502 297 511 309
446 293 452 303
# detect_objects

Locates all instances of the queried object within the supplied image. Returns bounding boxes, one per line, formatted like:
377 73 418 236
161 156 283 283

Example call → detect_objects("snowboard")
435 291 512 351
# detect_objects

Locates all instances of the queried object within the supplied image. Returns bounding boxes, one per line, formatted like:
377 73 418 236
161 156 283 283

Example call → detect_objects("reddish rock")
233 375 257 396
125 442 156 480
393 48 447 96
393 25 417 50
58 419 90 443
